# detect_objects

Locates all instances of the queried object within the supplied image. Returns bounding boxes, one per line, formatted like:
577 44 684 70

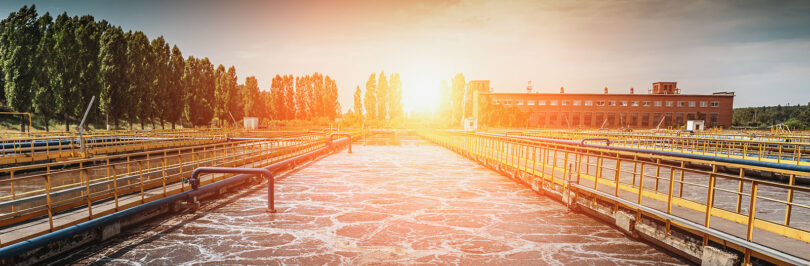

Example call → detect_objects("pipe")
190 167 275 213
479 132 810 174
0 135 354 262
328 133 352 153
581 138 610 146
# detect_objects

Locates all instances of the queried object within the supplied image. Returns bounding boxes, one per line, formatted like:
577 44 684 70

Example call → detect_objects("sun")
401 69 445 115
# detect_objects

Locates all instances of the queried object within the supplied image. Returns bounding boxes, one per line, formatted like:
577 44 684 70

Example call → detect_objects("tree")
126 30 151 129
243 76 260 118
270 75 285 120
183 57 215 126
283 74 295 120
364 73 377 119
166 45 184 129
353 85 363 117
377 71 388 120
389 73 403 119
324 75 338 119
310 73 323 118
294 76 309 120
32 12 55 131
451 73 466 122
75 15 101 126
1 5 41 132
52 13 82 131
98 26 128 129
150 36 170 128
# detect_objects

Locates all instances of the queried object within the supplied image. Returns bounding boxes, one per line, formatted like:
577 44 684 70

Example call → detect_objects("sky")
3 0 810 113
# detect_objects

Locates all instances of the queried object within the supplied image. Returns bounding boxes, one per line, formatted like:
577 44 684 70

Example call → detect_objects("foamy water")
57 137 684 265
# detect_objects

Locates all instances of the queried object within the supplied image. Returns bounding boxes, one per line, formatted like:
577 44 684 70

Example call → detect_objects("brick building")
475 82 735 129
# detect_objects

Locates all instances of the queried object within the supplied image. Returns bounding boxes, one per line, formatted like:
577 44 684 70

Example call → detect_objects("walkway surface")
57 137 684 265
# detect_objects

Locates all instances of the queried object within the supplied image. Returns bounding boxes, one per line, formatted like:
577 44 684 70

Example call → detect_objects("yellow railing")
0 131 352 247
488 129 810 166
421 130 810 265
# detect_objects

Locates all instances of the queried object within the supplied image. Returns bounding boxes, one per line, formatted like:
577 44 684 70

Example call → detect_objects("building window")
585 100 593 106
643 101 651 107
678 101 687 107
528 101 535 106
573 100 581 106
620 101 628 107
700 101 708 107
711 101 719 107
538 100 546 106
517 101 524 106
631 101 639 107
667 101 674 107
562 100 570 106
596 101 605 106
609 101 617 106
689 101 696 107
550 100 557 106
654 101 662 107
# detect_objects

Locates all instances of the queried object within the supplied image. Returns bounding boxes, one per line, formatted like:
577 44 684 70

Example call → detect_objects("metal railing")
488 129 810 166
0 132 346 247
421 130 810 265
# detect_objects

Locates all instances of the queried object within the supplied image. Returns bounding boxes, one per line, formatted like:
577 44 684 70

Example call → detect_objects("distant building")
476 82 735 128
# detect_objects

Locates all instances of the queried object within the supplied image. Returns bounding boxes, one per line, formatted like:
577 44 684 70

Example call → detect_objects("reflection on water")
57 135 684 265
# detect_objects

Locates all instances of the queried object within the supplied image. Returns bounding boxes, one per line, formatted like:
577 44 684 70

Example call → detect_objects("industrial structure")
474 81 735 129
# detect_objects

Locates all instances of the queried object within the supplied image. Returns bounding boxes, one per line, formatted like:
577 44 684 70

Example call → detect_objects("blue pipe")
479 132 810 174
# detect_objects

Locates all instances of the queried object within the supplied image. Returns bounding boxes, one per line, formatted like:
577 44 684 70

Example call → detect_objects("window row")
527 111 722 128
493 99 721 108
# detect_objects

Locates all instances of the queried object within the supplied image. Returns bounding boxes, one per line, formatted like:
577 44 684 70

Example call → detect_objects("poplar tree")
75 15 101 124
270 75 284 120
451 73 466 122
166 45 184 129
98 26 128 129
126 31 151 129
283 74 295 120
53 13 81 131
377 71 388 120
324 75 338 119
242 76 259 117
294 76 309 119
364 73 376 119
1 5 41 132
33 12 55 131
389 73 403 119
150 36 170 128
353 85 363 117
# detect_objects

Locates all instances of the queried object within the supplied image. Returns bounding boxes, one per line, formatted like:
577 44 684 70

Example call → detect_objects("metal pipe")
328 133 352 153
190 167 276 213
581 138 611 146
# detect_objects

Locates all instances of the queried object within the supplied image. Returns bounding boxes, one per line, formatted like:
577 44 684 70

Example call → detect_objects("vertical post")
746 181 758 241
784 174 795 225
736 168 745 213
46 166 54 231
702 164 717 246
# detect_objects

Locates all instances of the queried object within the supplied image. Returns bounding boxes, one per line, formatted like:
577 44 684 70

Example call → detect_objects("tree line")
733 103 810 130
0 5 340 132
352 71 403 120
